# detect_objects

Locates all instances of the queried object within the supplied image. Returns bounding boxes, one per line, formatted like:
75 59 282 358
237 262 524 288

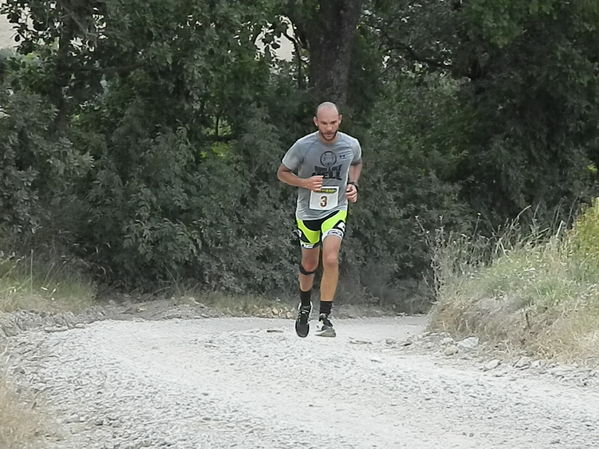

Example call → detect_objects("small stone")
44 326 69 333
514 356 532 369
440 337 455 346
550 367 573 378
483 359 501 371
531 360 545 369
444 345 459 356
457 336 479 350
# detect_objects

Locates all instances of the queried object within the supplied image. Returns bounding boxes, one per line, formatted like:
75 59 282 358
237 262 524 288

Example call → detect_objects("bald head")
315 102 339 118
313 101 342 142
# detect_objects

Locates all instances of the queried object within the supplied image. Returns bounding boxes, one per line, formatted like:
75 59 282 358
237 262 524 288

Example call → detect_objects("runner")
277 101 363 337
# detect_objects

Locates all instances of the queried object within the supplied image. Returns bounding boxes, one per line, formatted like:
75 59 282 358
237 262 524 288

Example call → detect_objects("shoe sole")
315 327 336 337
295 319 309 338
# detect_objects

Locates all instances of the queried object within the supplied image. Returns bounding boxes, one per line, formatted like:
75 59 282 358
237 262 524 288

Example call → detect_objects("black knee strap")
299 264 317 275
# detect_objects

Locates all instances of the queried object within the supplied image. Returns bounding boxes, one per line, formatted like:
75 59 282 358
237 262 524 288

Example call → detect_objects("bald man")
277 102 363 337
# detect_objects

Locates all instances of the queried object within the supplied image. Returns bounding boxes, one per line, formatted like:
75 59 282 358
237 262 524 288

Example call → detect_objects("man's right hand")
303 175 324 192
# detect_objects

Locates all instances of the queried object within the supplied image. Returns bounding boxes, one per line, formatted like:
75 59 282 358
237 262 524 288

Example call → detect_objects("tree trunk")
290 0 363 109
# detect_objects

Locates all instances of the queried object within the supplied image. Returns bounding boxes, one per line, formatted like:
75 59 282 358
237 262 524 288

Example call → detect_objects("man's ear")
338 114 343 124
313 116 318 127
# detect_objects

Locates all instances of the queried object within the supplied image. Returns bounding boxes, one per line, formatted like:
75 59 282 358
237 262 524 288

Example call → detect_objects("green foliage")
465 0 561 47
71 103 298 293
369 0 599 226
455 1 599 223
1 0 598 308
0 79 91 239
343 73 471 309
85 127 199 283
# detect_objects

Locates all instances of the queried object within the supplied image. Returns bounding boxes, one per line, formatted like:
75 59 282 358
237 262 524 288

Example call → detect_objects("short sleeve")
282 140 303 171
351 139 362 164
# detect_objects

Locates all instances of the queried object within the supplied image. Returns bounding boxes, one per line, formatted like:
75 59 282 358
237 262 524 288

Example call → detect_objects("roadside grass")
0 253 96 313
0 372 46 449
0 252 96 449
429 201 599 365
168 287 396 319
172 291 296 318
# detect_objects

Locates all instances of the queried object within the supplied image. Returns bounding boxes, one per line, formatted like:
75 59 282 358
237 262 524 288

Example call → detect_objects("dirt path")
6 316 599 449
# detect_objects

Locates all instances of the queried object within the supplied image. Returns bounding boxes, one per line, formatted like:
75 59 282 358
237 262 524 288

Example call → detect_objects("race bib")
309 186 339 210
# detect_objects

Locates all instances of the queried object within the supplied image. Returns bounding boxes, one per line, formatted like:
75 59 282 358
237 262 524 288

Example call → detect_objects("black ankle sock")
319 301 332 316
300 289 312 307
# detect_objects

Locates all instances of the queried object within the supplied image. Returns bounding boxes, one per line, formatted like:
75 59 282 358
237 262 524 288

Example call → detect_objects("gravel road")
5 316 599 449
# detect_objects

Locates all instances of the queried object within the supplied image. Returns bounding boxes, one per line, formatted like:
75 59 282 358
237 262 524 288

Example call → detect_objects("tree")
1 0 598 305
364 0 599 225
453 0 599 222
1 0 107 130
286 0 364 107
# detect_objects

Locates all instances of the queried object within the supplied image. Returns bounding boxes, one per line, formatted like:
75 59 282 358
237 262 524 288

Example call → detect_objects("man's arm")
346 161 363 203
277 164 323 192
349 161 362 185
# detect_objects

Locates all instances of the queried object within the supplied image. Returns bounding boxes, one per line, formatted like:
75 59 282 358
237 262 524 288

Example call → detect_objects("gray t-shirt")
282 131 362 220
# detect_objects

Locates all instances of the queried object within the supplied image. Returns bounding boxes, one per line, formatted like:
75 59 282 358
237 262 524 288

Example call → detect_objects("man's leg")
299 247 320 292
319 235 342 303
315 235 342 337
295 246 320 338
314 209 347 337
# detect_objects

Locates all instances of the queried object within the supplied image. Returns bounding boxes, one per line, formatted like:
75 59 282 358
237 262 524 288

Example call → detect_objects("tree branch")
385 42 452 70
283 25 305 89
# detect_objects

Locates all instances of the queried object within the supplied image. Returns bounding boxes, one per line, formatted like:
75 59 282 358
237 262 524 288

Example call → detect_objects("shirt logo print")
320 151 337 167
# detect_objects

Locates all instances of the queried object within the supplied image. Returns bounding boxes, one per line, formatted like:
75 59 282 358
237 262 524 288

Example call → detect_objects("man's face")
314 108 342 142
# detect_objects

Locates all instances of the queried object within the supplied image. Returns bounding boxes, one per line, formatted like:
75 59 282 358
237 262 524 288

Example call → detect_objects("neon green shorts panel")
296 210 348 249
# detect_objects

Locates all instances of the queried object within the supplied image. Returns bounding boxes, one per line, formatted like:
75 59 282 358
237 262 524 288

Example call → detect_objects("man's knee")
322 253 339 270
300 262 318 275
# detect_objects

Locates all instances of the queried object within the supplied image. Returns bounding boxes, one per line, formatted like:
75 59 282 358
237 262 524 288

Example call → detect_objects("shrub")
429 203 599 364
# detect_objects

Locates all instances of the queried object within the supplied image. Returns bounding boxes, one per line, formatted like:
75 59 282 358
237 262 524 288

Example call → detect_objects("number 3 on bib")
309 186 339 210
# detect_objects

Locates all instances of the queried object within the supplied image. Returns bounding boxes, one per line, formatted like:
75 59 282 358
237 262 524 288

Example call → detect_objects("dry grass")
429 201 599 366
174 292 296 318
0 254 96 313
0 253 96 449
0 370 47 449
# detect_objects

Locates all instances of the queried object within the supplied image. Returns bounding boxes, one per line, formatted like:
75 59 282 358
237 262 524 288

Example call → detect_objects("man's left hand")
346 184 358 203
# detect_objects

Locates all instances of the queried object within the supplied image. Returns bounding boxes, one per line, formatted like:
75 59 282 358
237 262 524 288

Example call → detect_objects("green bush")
341 74 472 310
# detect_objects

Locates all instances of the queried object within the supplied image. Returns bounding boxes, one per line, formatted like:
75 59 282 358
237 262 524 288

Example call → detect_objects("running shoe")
315 313 336 337
295 302 312 338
